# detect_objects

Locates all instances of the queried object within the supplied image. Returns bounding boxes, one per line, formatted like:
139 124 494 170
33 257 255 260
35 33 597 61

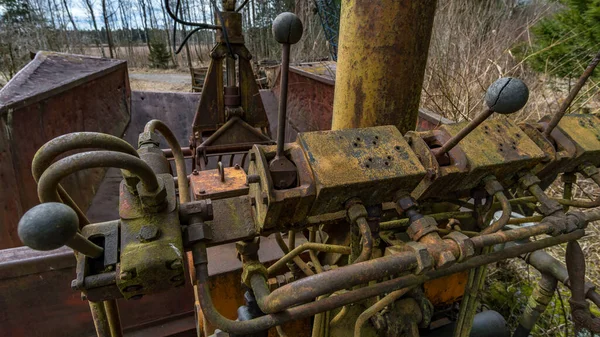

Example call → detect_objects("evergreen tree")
148 41 171 69
523 0 600 78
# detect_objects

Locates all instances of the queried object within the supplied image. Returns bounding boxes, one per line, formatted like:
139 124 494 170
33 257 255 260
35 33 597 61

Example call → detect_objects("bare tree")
82 0 106 57
101 0 115 58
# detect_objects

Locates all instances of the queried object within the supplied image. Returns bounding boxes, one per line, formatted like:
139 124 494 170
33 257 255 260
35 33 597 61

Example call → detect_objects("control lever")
269 12 303 190
432 77 529 162
18 202 104 258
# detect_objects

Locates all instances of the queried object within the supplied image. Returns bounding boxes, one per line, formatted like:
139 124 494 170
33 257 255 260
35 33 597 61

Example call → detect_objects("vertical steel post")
332 0 438 133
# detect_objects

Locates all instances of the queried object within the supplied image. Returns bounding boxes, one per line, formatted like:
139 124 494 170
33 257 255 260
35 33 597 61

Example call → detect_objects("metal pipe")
544 49 600 137
194 230 584 335
354 287 412 337
380 211 472 230
354 217 373 263
276 44 290 158
269 219 578 313
144 119 190 203
433 109 494 160
274 232 315 276
267 242 351 276
513 273 557 337
37 151 160 203
332 0 437 134
504 196 600 209
309 228 324 273
482 191 511 234
89 301 112 337
32 132 139 226
264 252 419 313
103 300 123 337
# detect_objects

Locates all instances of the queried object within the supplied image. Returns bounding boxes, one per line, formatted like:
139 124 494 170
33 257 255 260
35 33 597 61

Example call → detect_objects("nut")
138 131 161 148
579 164 599 178
536 199 563 217
483 176 504 195
406 216 438 241
241 262 268 287
179 199 214 223
346 200 368 224
518 173 541 190
184 222 212 245
235 237 260 257
434 250 456 269
444 232 474 262
396 195 417 212
138 225 160 242
246 174 261 185
404 242 433 274
137 177 167 210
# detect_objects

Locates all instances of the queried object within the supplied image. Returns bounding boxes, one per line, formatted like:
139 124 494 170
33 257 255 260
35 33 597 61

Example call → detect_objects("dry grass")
129 78 190 92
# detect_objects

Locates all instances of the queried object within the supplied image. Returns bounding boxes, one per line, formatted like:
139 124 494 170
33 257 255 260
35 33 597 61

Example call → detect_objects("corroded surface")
332 0 438 133
298 126 426 214
0 52 130 249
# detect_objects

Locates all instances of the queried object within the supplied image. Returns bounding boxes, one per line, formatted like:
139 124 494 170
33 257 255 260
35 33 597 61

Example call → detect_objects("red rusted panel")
266 62 449 142
0 52 130 249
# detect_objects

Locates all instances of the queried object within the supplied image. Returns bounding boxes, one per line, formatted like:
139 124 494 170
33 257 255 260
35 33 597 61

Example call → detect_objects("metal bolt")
261 192 269 204
250 197 257 206
119 271 133 280
138 225 160 242
169 260 182 270
80 293 87 301
246 174 260 185
235 164 241 170
199 189 206 195
124 285 143 292
130 294 144 300
192 169 199 175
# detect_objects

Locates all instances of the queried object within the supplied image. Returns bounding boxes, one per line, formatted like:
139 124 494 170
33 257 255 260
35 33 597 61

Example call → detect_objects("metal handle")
18 202 103 258
433 77 529 161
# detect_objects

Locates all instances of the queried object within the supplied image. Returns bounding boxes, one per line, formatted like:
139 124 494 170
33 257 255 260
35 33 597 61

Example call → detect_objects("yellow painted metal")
332 0 438 133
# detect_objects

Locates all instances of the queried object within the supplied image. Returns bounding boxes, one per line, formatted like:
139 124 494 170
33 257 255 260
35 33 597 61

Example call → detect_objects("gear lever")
269 12 303 189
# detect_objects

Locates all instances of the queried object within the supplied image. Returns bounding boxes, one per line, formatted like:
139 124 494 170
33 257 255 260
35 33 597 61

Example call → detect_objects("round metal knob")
272 12 303 45
18 203 103 257
485 77 529 114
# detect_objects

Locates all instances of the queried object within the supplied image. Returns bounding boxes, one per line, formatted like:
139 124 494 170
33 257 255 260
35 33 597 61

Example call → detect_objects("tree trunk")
83 0 106 57
102 0 115 58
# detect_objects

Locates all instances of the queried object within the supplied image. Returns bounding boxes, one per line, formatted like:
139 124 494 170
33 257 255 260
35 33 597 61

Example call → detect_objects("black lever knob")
272 12 303 45
485 77 529 114
18 203 103 258
433 77 529 161
269 13 303 190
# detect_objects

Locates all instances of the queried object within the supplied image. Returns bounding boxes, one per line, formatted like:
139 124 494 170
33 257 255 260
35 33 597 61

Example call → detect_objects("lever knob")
272 12 303 45
433 77 529 161
485 77 529 114
18 203 103 258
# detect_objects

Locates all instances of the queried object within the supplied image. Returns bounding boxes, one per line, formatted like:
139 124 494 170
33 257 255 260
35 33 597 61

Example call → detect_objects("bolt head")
272 12 303 45
485 77 529 114
18 203 79 251
138 225 160 242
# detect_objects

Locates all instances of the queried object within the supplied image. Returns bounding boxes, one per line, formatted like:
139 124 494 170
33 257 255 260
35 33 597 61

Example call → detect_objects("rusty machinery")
13 1 600 337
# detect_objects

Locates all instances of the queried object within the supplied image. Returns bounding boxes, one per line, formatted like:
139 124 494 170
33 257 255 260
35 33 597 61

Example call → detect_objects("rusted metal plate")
297 126 426 215
440 118 546 193
555 114 600 169
267 62 449 145
0 52 130 249
191 166 249 200
207 196 257 245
